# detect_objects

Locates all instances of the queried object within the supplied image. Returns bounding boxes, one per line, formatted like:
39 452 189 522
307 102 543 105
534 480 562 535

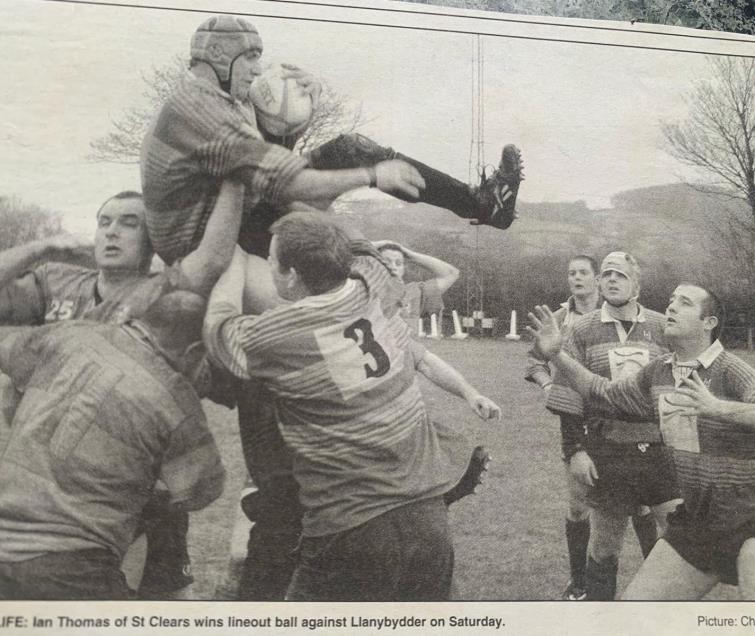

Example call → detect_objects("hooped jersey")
547 303 667 444
591 344 755 532
205 246 466 537
0 262 186 327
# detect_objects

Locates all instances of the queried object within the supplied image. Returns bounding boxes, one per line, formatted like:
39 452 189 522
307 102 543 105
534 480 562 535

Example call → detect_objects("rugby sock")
631 512 658 559
565 518 590 588
585 555 618 601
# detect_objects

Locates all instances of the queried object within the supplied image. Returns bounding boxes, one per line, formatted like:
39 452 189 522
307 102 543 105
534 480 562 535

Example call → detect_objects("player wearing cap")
545 251 679 600
0 182 245 598
529 283 755 599
526 255 660 600
141 15 524 269
205 211 502 601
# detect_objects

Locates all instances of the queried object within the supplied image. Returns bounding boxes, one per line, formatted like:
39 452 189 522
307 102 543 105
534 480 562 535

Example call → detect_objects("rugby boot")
475 144 524 230
444 445 491 506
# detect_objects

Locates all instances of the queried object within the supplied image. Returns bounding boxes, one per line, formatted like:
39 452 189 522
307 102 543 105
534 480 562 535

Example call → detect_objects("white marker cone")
505 309 521 341
451 309 469 339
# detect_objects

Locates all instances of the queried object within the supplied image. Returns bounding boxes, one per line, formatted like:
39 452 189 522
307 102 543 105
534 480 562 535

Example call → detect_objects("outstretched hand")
375 160 426 200
525 305 563 361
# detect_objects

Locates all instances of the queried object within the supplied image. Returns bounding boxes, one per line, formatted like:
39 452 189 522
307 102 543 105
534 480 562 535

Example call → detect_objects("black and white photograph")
1 0 755 631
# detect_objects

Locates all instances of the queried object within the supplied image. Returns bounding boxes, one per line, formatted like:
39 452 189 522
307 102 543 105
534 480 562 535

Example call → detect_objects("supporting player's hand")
374 160 425 199
526 305 563 361
468 394 502 421
43 233 93 258
569 450 598 487
676 370 725 418
280 63 322 110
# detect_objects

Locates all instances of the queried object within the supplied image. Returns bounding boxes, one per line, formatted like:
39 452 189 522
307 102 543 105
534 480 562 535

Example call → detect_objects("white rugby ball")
249 65 314 138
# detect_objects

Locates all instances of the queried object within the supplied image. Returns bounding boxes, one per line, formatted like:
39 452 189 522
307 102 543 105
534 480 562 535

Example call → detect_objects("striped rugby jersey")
0 262 99 325
0 321 224 562
140 72 308 265
0 262 188 326
205 249 467 537
590 343 755 531
547 303 667 444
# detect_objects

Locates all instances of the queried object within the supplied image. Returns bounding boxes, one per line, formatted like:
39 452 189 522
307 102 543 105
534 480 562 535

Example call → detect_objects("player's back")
238 254 463 537
0 320 220 562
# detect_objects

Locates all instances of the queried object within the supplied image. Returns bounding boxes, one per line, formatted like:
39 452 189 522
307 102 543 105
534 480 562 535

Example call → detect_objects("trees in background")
89 56 367 163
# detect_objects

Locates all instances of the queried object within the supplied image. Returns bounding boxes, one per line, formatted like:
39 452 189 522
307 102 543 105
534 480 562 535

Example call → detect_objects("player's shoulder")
641 307 667 328
38 262 98 297
39 261 96 283
717 349 755 381
570 308 602 332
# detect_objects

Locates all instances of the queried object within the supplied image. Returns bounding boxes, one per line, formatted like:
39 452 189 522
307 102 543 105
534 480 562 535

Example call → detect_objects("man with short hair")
141 15 524 268
544 251 679 600
525 254 600 600
205 211 501 601
374 241 459 336
0 182 246 598
529 283 755 599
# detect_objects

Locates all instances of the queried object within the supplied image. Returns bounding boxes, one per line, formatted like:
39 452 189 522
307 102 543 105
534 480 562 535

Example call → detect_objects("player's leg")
635 445 682 557
622 538 718 600
6 549 133 600
443 445 491 505
562 465 591 600
138 510 194 600
631 506 657 559
234 380 302 601
737 538 755 599
286 496 452 601
307 134 523 230
585 507 628 600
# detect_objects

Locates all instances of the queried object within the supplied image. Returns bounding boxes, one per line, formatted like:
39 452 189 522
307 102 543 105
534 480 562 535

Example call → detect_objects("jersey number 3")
343 318 390 378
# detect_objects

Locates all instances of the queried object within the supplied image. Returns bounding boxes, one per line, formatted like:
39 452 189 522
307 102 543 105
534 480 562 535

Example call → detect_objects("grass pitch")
186 339 742 600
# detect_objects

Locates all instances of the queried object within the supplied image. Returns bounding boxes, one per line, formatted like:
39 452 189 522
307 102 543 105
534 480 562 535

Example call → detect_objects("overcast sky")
1 0 750 236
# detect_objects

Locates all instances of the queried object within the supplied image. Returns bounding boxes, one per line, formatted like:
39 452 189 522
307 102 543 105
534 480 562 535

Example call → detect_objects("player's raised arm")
179 180 245 297
278 159 426 205
527 305 596 399
0 235 93 292
415 349 501 421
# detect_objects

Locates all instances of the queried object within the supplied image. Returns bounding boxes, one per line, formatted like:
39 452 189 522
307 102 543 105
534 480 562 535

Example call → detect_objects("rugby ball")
249 65 314 138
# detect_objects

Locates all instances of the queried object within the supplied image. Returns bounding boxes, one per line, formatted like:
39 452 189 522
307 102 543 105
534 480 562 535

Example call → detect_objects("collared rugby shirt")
547 303 667 444
589 342 755 531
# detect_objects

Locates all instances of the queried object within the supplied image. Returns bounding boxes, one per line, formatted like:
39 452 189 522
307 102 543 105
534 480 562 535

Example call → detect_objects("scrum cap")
601 251 641 293
190 16 263 83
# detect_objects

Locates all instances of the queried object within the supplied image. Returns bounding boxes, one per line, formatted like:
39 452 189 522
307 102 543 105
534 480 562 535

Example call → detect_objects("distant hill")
335 183 746 321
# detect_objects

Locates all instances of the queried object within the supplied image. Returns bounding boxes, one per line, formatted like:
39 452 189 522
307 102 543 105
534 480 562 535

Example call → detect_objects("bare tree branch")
89 57 368 163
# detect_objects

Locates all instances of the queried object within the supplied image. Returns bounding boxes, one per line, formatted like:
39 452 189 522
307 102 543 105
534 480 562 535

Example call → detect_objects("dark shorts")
286 496 453 602
665 503 755 586
586 441 680 515
0 549 133 600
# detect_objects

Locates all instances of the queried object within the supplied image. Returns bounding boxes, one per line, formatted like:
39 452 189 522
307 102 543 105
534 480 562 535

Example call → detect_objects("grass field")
187 339 752 601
